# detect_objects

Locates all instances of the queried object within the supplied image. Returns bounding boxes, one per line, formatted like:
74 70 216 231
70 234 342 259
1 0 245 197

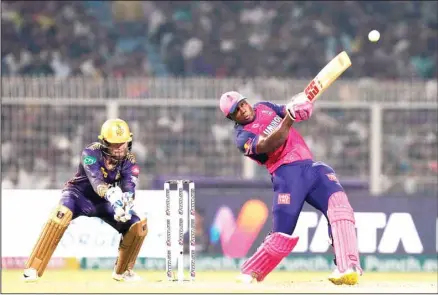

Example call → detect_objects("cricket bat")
303 51 352 102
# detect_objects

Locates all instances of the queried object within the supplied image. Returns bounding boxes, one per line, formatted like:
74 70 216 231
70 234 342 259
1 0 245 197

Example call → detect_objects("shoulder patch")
88 142 102 150
126 153 136 164
83 155 97 165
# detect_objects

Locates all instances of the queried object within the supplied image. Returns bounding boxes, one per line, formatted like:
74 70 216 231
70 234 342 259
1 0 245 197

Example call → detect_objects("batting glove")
286 92 314 122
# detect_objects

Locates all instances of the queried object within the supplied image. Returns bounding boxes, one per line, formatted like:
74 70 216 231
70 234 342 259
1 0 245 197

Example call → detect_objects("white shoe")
328 267 361 285
236 273 256 284
23 268 38 282
112 269 143 282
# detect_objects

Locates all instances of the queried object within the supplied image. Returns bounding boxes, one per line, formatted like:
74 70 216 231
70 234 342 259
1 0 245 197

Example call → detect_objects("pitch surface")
2 270 437 293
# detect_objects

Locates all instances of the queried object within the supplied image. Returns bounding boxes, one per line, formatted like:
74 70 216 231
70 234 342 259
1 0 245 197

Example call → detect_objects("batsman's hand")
286 92 313 122
105 187 129 222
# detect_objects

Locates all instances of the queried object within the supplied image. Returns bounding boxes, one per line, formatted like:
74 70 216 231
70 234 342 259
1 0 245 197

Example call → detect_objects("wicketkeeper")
23 119 148 282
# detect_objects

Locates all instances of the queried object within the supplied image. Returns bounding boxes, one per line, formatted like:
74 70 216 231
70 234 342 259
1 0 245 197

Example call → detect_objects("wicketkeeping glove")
121 192 135 222
105 187 130 222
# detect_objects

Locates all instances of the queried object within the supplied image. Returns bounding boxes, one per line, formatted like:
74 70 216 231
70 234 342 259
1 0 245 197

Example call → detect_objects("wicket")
164 180 196 282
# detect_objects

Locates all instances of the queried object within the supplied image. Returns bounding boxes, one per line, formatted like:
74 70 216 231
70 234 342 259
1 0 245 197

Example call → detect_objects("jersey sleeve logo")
243 138 254 155
83 155 97 165
326 173 339 182
88 143 101 150
131 165 140 176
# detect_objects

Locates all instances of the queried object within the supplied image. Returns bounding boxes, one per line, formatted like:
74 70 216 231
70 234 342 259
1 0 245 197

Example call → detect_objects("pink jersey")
234 101 313 174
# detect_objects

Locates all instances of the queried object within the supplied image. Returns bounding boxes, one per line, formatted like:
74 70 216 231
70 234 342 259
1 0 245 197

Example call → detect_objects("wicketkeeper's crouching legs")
112 216 148 282
24 204 73 281
24 192 148 283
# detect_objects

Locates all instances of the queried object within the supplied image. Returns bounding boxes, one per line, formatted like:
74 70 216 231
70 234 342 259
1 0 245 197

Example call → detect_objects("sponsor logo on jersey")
278 193 291 205
83 156 97 165
262 116 282 136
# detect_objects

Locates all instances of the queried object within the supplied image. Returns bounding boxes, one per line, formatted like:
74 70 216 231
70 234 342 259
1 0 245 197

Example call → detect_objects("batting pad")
241 232 299 282
327 191 362 273
26 204 72 277
115 218 148 274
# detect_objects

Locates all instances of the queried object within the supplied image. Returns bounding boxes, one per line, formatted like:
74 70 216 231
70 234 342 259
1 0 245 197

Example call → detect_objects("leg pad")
115 218 148 274
327 191 362 273
241 232 299 282
25 205 72 277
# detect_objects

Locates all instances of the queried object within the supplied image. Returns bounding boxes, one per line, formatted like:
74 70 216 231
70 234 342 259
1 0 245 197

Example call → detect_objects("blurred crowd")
1 1 150 78
2 1 437 79
2 102 437 195
150 1 437 79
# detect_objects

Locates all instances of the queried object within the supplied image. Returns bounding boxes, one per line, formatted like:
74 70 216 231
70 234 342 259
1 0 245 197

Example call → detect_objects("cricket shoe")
112 269 143 282
236 273 257 284
328 267 361 285
23 268 38 282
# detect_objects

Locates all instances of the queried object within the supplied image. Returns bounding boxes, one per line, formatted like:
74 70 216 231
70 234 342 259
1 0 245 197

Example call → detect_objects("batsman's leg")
237 164 307 283
23 204 73 281
237 232 299 283
306 162 362 285
97 203 148 282
326 191 362 285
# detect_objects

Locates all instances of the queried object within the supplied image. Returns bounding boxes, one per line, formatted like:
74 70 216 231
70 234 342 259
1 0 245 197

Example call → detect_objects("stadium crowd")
1 1 436 195
150 1 437 79
1 1 150 78
2 1 437 79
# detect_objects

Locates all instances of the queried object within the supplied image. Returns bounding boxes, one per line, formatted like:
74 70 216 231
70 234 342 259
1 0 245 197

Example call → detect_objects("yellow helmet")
98 119 133 162
98 119 133 144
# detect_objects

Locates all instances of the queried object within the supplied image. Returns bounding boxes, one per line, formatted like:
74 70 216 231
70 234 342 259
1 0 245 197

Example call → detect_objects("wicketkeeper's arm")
81 150 108 197
120 152 140 197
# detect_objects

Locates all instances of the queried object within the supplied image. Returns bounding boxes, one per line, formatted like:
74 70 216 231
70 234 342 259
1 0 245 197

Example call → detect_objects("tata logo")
293 212 424 254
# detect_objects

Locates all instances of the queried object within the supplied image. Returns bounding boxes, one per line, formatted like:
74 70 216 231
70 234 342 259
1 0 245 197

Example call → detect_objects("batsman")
23 119 148 282
219 91 362 285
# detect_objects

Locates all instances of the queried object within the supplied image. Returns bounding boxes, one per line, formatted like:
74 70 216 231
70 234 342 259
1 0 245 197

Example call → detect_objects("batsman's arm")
236 117 292 156
81 150 108 197
120 152 140 197
256 115 293 154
